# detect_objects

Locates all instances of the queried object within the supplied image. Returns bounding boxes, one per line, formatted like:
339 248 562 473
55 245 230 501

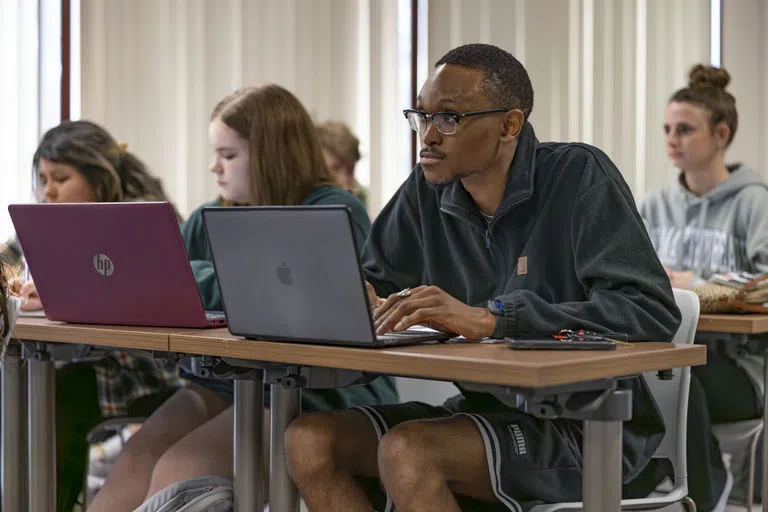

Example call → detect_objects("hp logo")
93 253 114 276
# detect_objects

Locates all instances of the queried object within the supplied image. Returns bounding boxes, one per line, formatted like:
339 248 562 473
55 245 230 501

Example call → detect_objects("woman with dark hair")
33 119 172 203
641 64 768 511
2 119 184 511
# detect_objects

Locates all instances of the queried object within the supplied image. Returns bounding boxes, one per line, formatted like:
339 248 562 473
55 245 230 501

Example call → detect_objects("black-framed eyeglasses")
403 108 510 136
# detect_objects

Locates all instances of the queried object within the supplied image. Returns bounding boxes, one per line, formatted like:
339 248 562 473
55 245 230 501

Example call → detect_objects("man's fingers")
365 281 379 310
373 292 409 320
374 296 435 334
374 300 406 332
374 295 426 329
373 286 430 321
391 307 442 332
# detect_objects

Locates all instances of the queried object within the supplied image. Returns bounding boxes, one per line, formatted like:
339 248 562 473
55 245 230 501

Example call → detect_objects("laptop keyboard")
376 329 449 345
205 311 226 321
378 330 425 338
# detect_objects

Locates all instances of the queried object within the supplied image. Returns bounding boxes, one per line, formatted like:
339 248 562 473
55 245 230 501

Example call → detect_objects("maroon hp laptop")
8 202 225 328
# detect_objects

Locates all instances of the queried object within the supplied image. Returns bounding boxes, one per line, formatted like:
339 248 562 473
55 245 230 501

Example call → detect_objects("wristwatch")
487 299 504 316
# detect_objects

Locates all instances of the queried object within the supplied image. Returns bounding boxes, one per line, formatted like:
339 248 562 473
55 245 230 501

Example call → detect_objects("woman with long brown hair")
88 85 397 512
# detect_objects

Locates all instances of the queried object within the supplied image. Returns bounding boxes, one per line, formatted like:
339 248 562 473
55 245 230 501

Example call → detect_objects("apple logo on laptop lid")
276 262 294 286
93 253 114 277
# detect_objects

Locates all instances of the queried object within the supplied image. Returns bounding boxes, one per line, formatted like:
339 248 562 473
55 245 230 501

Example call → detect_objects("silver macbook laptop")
201 205 452 347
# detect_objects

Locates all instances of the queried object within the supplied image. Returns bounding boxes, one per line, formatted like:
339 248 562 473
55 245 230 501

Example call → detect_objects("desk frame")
4 321 706 512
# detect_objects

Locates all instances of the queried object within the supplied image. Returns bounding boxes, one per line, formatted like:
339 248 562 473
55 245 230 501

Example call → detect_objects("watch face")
488 300 504 316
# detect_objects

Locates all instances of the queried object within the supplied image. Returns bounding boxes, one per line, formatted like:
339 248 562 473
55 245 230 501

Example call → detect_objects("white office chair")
530 288 699 511
394 377 459 406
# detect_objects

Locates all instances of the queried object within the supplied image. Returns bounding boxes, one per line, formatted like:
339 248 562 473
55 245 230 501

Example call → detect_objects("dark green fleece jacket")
180 185 398 410
362 122 682 485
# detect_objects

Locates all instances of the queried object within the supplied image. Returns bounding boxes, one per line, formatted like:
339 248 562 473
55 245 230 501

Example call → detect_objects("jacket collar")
438 121 538 219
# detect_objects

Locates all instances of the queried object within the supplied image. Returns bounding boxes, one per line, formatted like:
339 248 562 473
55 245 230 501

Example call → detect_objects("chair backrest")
670 288 700 345
642 288 699 483
395 377 458 405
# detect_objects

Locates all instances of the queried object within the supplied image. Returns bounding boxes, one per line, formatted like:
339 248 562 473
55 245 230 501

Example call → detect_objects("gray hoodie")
640 164 768 287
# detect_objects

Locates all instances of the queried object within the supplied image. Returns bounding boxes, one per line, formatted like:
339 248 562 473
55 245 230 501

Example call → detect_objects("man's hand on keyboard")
372 285 495 341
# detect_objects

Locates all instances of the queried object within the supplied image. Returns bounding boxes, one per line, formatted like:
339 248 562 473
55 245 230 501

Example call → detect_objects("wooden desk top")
12 317 173 351
169 330 706 388
697 314 768 334
10 319 707 388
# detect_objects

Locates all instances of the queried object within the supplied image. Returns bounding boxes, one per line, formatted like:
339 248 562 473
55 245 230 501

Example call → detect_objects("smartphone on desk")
505 337 617 351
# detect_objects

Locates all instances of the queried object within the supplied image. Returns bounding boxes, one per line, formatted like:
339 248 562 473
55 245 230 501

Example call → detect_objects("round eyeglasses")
403 108 510 136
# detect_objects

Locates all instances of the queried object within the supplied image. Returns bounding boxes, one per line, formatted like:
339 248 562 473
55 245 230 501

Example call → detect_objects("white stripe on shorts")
458 413 523 512
352 406 394 512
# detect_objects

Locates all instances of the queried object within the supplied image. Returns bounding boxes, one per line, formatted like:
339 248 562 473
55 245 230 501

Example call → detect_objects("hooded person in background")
641 64 768 511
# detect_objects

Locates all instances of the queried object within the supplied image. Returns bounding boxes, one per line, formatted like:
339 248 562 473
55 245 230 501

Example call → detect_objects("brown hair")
670 64 738 147
211 85 333 206
33 120 175 204
316 121 361 173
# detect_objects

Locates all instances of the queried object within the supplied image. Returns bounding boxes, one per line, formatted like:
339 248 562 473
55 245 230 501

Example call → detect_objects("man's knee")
284 412 338 480
378 421 436 481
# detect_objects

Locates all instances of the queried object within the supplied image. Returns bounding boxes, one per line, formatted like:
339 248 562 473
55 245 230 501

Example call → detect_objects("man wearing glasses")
285 43 681 511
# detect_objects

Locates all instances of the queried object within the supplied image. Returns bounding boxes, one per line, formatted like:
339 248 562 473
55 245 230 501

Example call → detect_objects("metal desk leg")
583 419 623 510
27 345 55 512
270 384 302 512
581 388 631 511
762 352 768 512
2 341 27 512
234 377 265 512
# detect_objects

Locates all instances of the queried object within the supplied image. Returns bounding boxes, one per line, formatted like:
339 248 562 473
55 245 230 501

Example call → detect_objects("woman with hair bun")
641 64 768 511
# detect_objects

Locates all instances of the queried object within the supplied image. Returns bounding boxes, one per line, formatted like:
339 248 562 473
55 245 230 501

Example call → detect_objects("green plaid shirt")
93 351 182 417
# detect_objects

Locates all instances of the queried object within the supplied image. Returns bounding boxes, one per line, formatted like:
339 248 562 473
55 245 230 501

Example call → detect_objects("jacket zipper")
440 206 487 240
486 217 508 294
440 206 509 296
